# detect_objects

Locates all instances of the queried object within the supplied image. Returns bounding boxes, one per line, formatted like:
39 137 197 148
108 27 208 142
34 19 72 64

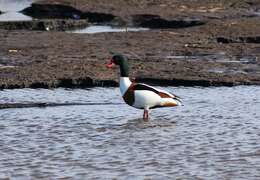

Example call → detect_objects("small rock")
8 49 18 53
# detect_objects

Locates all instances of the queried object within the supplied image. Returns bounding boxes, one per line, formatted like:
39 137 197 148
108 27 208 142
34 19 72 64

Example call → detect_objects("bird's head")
106 54 129 77
106 54 128 68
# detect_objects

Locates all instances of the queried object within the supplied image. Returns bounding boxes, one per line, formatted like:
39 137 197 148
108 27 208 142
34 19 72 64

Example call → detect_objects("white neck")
119 77 132 95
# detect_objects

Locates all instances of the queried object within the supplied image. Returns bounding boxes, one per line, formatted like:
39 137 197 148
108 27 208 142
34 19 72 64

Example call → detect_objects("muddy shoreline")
0 0 260 89
0 19 88 31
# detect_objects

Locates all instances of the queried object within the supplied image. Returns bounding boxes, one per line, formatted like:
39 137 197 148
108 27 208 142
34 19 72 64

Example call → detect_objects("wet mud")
21 3 116 23
0 19 88 31
0 0 260 89
0 102 123 109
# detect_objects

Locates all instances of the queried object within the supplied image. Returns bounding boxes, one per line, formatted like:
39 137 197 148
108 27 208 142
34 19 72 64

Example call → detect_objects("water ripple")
0 86 260 179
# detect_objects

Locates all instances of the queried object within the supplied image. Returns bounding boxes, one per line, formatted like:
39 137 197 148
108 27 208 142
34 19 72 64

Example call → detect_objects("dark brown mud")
20 3 207 29
0 19 88 31
21 4 116 23
0 0 260 89
217 36 260 44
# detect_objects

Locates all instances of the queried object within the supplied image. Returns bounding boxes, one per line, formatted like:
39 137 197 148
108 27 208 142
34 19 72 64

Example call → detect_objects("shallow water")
70 25 149 34
0 0 33 21
0 86 260 179
0 12 32 22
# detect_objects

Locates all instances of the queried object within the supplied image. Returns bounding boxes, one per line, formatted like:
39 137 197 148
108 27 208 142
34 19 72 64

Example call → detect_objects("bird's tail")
173 96 183 106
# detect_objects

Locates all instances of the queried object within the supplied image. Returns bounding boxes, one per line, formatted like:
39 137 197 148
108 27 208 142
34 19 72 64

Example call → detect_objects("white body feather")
120 77 131 95
119 77 181 109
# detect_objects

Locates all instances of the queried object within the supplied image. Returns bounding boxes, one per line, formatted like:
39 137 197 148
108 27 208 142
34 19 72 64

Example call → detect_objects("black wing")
132 83 174 98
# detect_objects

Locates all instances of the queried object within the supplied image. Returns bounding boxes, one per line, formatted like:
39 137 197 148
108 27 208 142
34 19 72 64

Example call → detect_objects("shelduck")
106 54 182 120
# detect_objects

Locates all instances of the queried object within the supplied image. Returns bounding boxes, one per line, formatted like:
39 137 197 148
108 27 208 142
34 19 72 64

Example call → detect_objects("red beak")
106 59 115 68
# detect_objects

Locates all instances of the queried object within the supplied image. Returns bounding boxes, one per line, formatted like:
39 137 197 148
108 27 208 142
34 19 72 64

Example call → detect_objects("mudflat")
0 0 260 88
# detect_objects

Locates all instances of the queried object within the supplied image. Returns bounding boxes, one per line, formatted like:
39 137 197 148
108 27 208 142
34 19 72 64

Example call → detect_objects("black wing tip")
173 96 182 103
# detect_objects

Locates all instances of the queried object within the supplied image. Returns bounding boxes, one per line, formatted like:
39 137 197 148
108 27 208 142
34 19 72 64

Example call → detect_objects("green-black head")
106 54 129 77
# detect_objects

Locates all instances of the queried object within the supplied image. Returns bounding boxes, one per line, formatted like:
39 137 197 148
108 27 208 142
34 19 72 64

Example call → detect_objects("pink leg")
143 109 149 121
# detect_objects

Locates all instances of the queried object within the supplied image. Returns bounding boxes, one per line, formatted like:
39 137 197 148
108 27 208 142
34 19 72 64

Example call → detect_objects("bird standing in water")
106 54 182 121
